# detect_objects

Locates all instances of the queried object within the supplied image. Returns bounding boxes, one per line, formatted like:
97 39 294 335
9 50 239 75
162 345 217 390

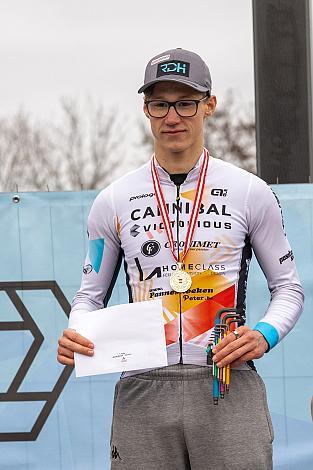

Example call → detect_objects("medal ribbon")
151 148 209 265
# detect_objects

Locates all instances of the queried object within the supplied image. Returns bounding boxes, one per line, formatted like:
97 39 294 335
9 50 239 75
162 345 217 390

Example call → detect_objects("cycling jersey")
69 150 304 372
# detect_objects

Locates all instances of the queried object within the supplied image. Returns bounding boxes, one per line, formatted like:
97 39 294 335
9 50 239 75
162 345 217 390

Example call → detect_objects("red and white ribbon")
151 148 209 265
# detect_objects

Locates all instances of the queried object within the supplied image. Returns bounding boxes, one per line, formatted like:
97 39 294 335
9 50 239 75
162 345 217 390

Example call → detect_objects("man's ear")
143 102 150 119
204 95 217 118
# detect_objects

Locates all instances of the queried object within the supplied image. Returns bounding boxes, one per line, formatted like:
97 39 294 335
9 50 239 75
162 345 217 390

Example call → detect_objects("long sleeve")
69 184 121 328
246 176 304 350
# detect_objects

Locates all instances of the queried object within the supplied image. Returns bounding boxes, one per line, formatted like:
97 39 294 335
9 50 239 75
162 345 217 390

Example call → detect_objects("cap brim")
138 77 209 94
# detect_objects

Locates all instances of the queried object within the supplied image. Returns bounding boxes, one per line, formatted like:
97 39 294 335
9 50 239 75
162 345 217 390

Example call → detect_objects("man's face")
143 81 216 154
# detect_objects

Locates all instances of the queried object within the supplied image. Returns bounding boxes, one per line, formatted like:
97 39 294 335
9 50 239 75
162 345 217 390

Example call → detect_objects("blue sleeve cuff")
253 322 279 351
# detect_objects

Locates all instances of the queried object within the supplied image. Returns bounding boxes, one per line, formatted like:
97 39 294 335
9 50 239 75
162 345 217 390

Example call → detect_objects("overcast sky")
0 0 254 121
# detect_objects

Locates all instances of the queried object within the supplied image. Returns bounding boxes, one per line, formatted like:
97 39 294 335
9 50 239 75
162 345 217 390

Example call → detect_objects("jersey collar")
153 149 208 186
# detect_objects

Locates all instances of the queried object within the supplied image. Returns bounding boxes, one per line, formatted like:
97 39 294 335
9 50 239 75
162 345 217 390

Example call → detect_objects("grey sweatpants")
110 364 273 470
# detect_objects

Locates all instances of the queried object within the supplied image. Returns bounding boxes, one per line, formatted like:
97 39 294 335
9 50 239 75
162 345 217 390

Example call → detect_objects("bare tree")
0 91 255 192
0 117 16 191
204 91 256 173
54 98 128 190
0 99 127 192
0 111 56 192
138 90 256 173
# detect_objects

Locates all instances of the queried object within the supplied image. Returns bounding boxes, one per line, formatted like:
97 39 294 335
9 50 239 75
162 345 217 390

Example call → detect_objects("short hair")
143 85 155 99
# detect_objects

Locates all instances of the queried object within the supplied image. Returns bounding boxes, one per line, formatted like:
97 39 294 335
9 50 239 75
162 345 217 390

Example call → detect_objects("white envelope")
73 299 168 377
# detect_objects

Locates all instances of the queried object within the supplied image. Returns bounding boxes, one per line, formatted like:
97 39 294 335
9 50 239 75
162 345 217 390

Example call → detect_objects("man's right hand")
57 328 94 367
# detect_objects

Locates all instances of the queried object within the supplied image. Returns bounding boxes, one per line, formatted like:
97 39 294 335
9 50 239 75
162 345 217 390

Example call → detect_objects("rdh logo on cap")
156 60 190 78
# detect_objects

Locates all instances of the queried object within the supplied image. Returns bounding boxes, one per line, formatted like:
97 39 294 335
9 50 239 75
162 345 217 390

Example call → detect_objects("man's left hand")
212 326 268 368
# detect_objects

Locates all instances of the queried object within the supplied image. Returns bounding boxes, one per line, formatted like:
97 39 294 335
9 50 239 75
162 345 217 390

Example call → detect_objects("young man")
57 48 304 469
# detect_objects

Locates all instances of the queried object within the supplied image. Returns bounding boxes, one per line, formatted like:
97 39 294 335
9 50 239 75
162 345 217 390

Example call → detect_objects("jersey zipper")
176 184 183 364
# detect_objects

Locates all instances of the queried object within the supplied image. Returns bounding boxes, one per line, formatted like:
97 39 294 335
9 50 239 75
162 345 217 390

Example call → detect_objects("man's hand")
212 326 268 368
57 328 94 367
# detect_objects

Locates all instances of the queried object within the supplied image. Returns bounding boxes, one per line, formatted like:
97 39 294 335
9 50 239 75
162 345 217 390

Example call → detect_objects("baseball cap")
138 48 212 95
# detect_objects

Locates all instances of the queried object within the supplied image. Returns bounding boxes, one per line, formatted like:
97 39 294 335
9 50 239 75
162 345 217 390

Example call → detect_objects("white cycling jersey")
69 150 304 373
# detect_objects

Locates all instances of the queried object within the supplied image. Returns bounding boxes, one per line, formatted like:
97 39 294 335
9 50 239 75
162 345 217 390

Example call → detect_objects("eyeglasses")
144 96 208 118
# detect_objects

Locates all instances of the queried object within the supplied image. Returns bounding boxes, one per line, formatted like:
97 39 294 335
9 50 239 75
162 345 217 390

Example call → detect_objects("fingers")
57 344 75 366
57 353 75 367
58 337 94 356
57 328 94 366
212 327 266 367
63 328 93 347
214 341 253 367
213 326 249 352
58 345 74 359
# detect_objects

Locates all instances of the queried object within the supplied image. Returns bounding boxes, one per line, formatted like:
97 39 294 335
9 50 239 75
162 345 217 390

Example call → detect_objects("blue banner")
0 186 312 469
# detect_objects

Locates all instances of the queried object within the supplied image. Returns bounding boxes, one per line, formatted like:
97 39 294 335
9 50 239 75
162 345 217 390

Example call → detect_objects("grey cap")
138 48 212 94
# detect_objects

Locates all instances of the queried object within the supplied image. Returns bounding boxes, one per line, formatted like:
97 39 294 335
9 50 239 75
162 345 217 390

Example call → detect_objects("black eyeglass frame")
144 95 210 118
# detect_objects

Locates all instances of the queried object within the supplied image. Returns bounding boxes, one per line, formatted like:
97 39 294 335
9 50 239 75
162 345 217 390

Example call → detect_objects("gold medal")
151 149 209 293
170 269 192 293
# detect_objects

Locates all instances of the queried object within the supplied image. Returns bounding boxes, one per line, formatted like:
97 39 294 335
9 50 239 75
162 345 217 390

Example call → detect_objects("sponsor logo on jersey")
141 240 161 257
164 240 220 249
135 257 225 280
149 286 214 299
129 192 154 202
130 224 140 237
211 188 228 197
143 220 231 231
83 264 93 274
279 250 294 264
130 202 231 221
156 60 190 77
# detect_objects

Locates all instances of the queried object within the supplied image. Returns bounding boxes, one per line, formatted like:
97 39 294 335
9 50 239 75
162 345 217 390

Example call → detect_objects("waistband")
130 364 212 381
